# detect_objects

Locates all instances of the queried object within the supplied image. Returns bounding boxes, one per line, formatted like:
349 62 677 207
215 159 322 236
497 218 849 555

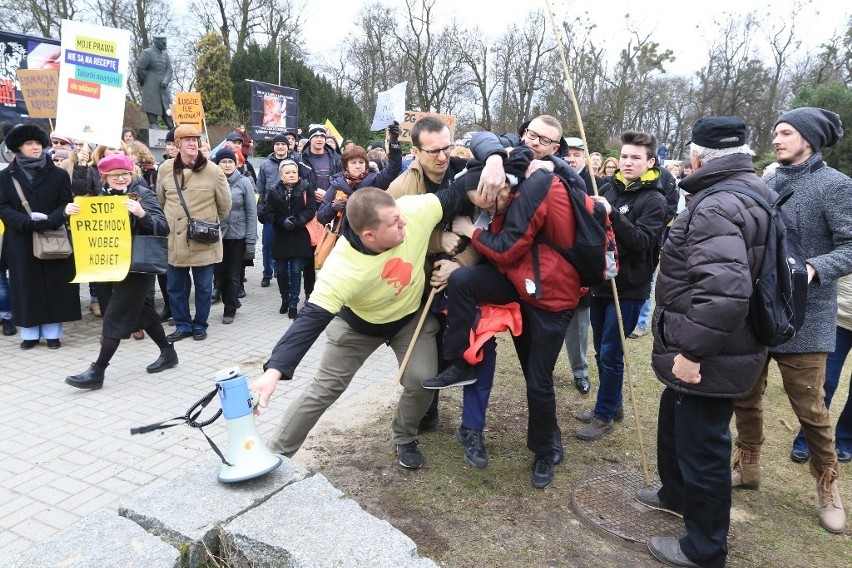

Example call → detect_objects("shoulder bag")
12 178 72 260
173 172 220 244
314 216 341 270
130 216 168 274
302 192 323 246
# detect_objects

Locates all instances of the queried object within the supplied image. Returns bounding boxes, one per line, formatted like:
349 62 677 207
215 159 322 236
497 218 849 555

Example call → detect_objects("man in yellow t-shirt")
250 185 494 469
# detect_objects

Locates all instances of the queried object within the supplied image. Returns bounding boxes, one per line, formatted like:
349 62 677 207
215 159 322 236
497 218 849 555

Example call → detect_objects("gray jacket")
220 170 258 245
766 152 852 353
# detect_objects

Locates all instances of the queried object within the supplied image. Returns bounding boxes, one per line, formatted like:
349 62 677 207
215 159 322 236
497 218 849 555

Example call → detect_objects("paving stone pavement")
0 253 400 556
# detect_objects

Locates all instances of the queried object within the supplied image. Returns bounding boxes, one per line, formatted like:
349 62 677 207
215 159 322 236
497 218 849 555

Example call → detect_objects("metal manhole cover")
572 466 683 551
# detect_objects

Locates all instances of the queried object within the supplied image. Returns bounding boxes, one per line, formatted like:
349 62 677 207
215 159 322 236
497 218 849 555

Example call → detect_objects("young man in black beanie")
733 106 852 534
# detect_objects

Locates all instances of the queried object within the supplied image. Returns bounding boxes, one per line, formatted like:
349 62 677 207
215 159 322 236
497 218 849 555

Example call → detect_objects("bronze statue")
136 35 174 130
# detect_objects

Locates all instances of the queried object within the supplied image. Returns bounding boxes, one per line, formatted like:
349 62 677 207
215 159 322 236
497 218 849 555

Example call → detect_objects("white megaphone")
215 367 282 483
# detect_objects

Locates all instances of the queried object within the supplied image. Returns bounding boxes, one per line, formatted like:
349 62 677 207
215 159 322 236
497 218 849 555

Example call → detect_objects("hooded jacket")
652 153 772 398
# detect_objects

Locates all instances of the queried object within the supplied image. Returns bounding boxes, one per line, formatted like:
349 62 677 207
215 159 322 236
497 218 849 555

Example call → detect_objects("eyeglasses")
417 145 452 157
523 129 558 146
51 140 69 146
107 172 132 179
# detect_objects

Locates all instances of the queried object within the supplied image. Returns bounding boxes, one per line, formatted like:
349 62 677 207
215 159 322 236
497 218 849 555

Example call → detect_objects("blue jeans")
0 269 11 320
792 326 852 456
461 338 496 431
636 273 656 331
262 223 276 278
275 257 305 308
590 296 643 422
166 264 214 332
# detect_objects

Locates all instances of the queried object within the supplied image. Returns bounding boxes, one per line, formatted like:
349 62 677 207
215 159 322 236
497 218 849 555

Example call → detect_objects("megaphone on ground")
215 367 282 483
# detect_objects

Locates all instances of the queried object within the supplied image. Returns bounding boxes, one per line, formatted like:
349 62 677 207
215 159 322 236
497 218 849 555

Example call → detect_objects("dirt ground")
287 334 852 567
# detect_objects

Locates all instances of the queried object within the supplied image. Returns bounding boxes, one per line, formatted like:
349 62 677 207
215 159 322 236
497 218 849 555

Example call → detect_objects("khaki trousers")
734 352 838 470
269 314 439 456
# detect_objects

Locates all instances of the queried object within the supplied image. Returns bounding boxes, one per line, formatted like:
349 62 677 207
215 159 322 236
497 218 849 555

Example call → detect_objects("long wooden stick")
544 0 651 486
396 288 439 383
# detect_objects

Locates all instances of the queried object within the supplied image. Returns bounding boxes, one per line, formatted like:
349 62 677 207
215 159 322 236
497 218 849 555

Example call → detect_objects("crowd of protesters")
1 107 850 568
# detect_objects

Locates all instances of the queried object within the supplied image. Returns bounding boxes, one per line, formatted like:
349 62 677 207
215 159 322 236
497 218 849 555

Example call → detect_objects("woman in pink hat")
63 154 178 390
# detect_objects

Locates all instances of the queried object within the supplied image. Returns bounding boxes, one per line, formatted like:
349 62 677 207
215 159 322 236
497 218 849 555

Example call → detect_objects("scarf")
14 152 47 180
343 170 367 190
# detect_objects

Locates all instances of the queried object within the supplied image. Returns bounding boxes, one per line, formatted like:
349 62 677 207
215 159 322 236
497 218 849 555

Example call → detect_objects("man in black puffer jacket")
639 117 773 568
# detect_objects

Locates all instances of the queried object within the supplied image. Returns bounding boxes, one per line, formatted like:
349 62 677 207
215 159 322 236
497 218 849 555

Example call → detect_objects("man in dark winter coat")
639 116 773 568
733 107 852 535
575 130 667 441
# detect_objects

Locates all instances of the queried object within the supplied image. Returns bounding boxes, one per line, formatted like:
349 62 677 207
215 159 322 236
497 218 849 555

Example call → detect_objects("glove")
388 121 401 144
30 212 48 221
243 244 256 261
29 219 53 232
283 217 297 231
331 199 346 213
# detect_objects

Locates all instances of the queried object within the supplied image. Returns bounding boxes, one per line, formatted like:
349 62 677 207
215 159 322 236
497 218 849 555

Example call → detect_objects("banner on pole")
173 92 204 128
249 80 298 141
55 19 130 147
399 111 456 143
69 196 132 283
370 81 406 131
16 69 59 119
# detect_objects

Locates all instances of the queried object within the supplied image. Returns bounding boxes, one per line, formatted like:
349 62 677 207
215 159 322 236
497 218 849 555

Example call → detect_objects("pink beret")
97 154 135 174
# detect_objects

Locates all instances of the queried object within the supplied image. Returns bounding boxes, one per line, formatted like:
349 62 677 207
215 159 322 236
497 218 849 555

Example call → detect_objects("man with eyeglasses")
388 116 483 454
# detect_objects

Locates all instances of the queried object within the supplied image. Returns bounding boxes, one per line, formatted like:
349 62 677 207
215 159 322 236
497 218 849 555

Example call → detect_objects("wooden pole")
544 0 651 486
395 288 438 384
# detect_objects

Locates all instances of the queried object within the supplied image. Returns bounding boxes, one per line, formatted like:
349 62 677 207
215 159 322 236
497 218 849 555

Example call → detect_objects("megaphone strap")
129 387 233 466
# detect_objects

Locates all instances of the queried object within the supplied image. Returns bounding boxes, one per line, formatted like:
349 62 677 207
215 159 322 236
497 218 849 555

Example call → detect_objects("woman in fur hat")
63 154 176 390
0 123 81 349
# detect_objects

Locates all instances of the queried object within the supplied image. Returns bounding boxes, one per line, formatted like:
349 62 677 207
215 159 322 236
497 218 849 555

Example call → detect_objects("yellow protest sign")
69 196 132 282
399 111 456 143
174 92 204 128
16 69 60 119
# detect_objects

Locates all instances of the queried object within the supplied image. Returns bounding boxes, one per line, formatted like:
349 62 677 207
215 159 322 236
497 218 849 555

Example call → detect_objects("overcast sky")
301 0 850 76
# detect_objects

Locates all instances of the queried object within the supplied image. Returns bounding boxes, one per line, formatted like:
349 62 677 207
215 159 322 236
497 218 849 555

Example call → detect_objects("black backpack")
685 184 808 347
534 173 619 289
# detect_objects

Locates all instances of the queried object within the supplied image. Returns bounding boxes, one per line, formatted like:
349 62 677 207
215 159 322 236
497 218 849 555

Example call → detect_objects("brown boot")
812 461 846 534
732 447 761 490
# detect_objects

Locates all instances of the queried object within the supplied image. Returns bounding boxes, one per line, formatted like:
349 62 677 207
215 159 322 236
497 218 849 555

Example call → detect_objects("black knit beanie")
774 107 843 152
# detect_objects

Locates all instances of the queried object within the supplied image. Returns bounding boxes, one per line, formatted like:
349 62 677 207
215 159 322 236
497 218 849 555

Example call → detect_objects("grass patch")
311 334 851 567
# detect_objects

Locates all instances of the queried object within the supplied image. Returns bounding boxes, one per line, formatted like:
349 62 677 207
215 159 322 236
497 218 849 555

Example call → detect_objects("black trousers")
657 387 734 568
214 239 246 317
443 263 572 457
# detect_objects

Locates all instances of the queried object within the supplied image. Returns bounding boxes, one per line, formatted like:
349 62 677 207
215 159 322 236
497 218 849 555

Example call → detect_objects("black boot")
65 363 107 390
146 345 179 373
159 306 171 322
288 307 298 319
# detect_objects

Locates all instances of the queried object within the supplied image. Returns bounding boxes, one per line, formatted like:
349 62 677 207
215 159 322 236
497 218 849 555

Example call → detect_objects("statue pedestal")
143 128 169 153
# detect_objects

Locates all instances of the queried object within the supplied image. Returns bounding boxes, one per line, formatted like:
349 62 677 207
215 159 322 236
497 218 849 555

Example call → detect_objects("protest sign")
15 69 59 119
398 111 457 143
249 80 298 141
370 81 407 131
173 92 204 128
55 20 130 147
69 196 132 282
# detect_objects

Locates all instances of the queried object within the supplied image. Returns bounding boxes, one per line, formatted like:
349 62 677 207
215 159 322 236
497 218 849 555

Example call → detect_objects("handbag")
173 172 220 244
12 178 72 260
302 193 323 246
129 221 168 274
314 219 341 270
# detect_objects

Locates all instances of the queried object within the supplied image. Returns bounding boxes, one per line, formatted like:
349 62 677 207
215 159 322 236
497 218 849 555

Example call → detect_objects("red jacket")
471 170 582 312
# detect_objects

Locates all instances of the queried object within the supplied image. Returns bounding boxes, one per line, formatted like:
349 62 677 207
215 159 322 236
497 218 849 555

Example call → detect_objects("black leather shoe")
790 447 810 463
46 338 61 349
531 454 554 489
261 276 271 287
158 307 171 322
635 488 683 517
146 346 178 373
238 285 246 299
288 307 297 319
1 318 16 336
65 363 107 390
193 329 207 341
574 375 591 394
20 339 38 350
647 536 700 567
211 287 221 303
422 364 476 389
166 329 193 342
